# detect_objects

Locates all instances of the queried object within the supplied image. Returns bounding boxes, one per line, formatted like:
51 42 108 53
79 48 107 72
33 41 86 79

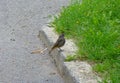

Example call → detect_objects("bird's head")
59 33 64 38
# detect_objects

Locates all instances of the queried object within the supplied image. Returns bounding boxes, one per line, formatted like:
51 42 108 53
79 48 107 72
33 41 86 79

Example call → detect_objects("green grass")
51 0 120 82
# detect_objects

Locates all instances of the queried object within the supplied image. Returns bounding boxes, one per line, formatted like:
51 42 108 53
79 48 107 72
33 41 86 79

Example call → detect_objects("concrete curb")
38 25 101 83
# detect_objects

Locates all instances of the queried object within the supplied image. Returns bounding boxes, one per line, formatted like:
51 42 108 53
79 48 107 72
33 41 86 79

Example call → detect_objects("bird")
49 33 65 54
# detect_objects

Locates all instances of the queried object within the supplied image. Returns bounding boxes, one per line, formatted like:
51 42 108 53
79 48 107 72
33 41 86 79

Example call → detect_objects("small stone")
10 38 15 41
49 72 56 75
46 79 48 81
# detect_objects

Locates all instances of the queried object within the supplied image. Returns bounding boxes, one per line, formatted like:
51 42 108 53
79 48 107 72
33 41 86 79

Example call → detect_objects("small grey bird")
49 33 65 54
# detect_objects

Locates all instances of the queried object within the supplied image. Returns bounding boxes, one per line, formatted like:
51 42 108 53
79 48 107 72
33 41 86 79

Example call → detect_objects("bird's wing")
54 37 63 46
51 38 62 50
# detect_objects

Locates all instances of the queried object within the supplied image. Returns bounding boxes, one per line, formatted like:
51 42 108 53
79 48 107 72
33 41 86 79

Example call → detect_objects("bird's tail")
49 46 56 54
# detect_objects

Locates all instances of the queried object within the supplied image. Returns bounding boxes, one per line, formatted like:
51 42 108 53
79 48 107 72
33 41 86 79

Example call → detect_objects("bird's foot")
59 48 64 52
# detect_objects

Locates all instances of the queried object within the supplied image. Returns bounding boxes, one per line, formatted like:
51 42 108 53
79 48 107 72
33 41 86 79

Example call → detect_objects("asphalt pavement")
0 0 69 83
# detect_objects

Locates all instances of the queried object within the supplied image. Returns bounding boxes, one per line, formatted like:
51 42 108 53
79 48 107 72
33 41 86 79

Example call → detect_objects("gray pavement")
0 0 69 83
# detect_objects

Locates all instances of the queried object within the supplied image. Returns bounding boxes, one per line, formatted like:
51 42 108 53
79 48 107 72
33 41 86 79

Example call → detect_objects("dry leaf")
31 48 48 54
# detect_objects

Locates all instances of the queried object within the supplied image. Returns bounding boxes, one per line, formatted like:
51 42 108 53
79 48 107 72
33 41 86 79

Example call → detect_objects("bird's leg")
58 48 63 52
